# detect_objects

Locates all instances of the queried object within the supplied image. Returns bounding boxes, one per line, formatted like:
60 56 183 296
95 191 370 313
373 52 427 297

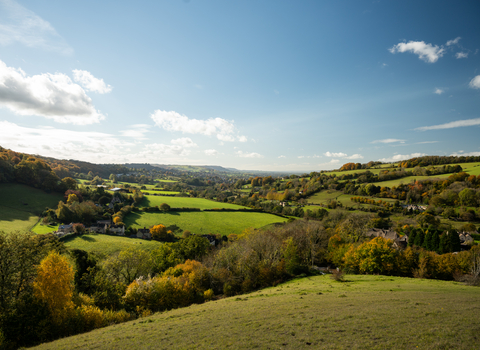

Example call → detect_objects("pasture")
0 183 63 233
124 211 287 236
32 274 480 350
62 233 163 256
140 195 248 210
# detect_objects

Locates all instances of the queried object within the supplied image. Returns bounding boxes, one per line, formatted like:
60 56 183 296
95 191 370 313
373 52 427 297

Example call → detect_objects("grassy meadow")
124 211 287 236
0 183 63 233
32 274 480 350
62 233 163 256
140 195 248 210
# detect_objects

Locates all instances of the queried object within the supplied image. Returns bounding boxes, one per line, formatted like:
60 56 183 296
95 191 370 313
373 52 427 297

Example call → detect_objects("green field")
0 183 63 233
143 190 180 195
32 275 480 350
62 233 163 256
307 190 343 204
32 222 59 234
140 195 248 210
125 211 286 235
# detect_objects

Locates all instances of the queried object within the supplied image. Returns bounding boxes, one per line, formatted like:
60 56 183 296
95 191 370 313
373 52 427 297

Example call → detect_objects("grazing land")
140 195 248 210
32 275 480 350
0 183 63 232
125 211 287 236
62 233 163 256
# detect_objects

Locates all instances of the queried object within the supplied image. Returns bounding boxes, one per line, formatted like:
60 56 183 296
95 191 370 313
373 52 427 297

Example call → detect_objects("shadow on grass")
79 235 96 242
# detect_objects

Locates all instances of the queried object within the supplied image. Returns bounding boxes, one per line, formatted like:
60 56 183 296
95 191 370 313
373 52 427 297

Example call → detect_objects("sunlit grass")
32 275 480 350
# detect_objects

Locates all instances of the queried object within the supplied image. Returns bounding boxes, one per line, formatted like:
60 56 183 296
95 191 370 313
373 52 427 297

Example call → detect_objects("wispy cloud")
469 75 480 89
0 0 72 54
0 59 104 124
415 118 480 131
204 149 219 156
324 151 347 157
72 70 112 94
151 110 243 142
171 137 198 148
346 154 364 160
378 153 427 163
236 151 263 158
120 124 151 139
456 52 468 59
417 141 438 144
371 139 406 144
278 155 286 159
434 88 444 95
389 40 445 63
446 37 461 46
450 151 480 157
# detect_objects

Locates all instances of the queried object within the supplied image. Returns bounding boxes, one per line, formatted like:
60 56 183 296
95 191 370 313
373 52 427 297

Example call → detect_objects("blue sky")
0 0 479 172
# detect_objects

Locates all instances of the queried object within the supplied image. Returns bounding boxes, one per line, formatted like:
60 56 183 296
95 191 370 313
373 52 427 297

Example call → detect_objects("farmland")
139 195 248 210
62 233 163 256
0 183 63 232
124 210 287 236
31 274 480 350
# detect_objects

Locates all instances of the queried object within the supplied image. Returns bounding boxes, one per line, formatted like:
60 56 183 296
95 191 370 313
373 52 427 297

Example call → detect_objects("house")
109 225 125 236
201 234 218 246
459 232 474 245
58 224 73 234
88 223 105 234
137 228 151 240
366 228 408 249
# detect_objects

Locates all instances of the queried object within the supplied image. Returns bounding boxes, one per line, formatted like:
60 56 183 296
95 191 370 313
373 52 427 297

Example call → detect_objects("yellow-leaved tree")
33 251 75 324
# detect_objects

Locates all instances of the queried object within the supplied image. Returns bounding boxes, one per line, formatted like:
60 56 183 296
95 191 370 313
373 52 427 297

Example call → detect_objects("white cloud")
389 40 445 63
378 153 427 163
456 52 468 59
204 149 219 156
324 151 347 158
434 88 444 95
236 151 263 158
371 138 406 144
238 135 248 142
120 124 150 139
446 37 461 46
345 154 364 160
0 120 128 161
278 155 286 159
140 143 192 157
72 70 112 94
469 75 480 89
0 0 72 54
171 137 197 148
318 159 340 167
417 141 438 144
415 118 480 131
298 156 305 159
450 151 480 157
0 60 105 124
151 110 240 142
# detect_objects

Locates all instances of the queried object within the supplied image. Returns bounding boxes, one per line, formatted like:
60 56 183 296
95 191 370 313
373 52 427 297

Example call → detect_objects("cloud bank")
0 60 105 124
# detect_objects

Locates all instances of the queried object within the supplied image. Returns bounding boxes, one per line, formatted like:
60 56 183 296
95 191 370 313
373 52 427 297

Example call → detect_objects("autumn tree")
33 251 75 324
102 247 152 285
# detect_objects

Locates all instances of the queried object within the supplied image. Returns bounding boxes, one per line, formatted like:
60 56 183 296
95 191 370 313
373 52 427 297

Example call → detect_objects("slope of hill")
32 275 480 350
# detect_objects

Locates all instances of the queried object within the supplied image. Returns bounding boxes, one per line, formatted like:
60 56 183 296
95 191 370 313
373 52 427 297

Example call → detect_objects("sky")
0 0 479 172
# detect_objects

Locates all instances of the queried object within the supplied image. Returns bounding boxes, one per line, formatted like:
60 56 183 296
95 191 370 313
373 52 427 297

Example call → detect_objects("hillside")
32 275 480 350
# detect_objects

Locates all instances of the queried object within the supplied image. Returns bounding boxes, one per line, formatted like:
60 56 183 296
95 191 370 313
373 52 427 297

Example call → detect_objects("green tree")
102 248 152 285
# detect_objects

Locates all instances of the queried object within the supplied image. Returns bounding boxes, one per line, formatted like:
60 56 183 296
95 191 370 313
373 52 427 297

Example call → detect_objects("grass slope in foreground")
33 275 480 350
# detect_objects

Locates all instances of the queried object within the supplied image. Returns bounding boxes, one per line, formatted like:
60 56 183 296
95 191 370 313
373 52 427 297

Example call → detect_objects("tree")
67 193 79 205
56 201 74 223
102 247 152 285
343 237 397 275
151 224 168 241
62 177 78 190
159 203 171 211
459 188 477 207
33 251 75 324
